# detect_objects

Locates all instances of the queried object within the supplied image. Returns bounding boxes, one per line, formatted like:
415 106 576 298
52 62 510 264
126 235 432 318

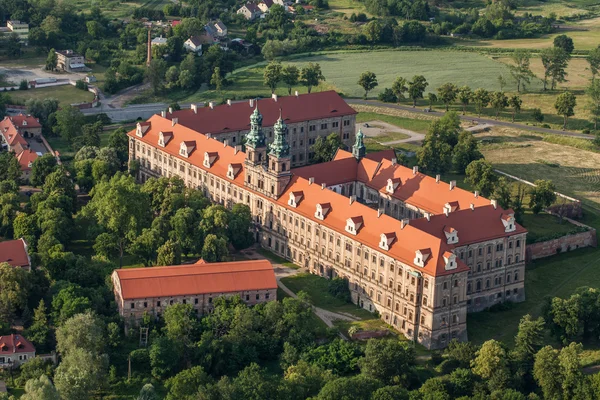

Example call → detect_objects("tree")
157 239 182 266
458 86 472 115
201 234 229 262
512 315 545 386
428 93 438 110
128 228 162 265
490 91 508 119
509 50 534 93
228 204 254 250
0 262 30 323
281 65 300 95
494 177 513 209
587 46 600 82
509 95 522 122
54 348 108 400
169 207 200 255
56 311 105 355
264 61 283 94
21 375 60 400
46 49 58 71
371 386 409 400
166 366 212 400
408 75 428 107
529 179 556 214
108 127 130 166
452 131 483 173
416 112 461 174
210 67 223 93
359 339 415 385
284 360 335 399
150 336 183 379
316 374 382 400
465 159 497 197
541 48 569 90
555 91 577 129
554 34 574 55
6 33 22 57
391 77 408 101
559 342 584 399
358 71 378 99
26 300 50 351
437 82 458 111
138 384 159 400
311 132 343 163
53 106 85 144
178 69 194 90
146 58 167 94
498 74 507 91
534 346 562 400
0 152 21 182
471 340 510 392
163 303 200 347
81 121 102 147
301 63 325 93
472 88 490 117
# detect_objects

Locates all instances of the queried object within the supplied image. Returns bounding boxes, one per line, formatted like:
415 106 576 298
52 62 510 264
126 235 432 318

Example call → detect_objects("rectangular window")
130 303 135 309
157 301 161 307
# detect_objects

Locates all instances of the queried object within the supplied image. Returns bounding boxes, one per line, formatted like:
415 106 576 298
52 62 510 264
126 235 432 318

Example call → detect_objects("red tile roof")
365 149 396 163
0 334 35 354
0 239 30 269
166 91 357 136
114 260 277 299
0 117 27 147
9 114 41 130
17 149 38 171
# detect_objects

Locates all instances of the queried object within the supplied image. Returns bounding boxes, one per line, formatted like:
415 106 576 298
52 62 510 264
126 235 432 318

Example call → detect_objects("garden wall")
526 219 597 261
351 330 389 340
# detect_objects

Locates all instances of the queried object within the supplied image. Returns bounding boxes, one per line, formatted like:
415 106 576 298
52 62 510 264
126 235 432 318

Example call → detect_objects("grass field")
5 85 94 107
514 0 590 17
356 111 432 133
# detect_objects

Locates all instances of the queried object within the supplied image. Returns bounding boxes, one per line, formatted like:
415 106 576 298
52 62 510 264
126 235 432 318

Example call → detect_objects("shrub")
378 88 397 103
532 108 544 122
439 358 461 374
75 80 88 91
328 277 351 302
19 79 28 90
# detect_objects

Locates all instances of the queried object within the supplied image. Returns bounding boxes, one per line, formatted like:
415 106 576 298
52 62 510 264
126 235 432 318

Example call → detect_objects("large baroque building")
161 91 357 168
128 103 527 349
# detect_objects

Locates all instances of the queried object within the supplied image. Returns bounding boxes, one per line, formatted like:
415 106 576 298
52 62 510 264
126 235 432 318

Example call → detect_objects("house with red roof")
111 260 277 324
0 335 36 368
0 239 31 271
237 3 262 20
16 149 39 180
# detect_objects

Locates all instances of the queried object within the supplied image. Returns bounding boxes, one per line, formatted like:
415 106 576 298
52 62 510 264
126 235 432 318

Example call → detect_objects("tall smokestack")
146 27 152 67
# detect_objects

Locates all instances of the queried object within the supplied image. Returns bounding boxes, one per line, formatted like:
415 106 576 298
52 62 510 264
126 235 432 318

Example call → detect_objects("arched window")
467 282 472 294
485 279 490 289
282 164 286 171
476 281 481 291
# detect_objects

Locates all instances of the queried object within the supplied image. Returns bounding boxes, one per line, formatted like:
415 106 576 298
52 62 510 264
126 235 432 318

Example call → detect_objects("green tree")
534 346 562 400
529 179 556 214
498 74 507 91
0 152 21 182
555 91 577 129
166 366 212 400
359 339 415 385
46 49 58 71
428 93 438 110
228 204 254 250
473 88 490 117
509 95 522 122
300 63 325 93
108 127 130 166
201 234 229 262
370 386 409 400
281 65 300 95
554 34 574 55
128 227 163 266
490 91 509 119
81 121 102 147
311 132 343 163
416 112 461 174
509 50 535 93
157 239 182 265
146 58 167 94
471 339 511 392
26 299 50 351
465 159 498 197
264 61 283 94
53 106 85 144
458 86 472 115
284 360 335 399
178 69 194 90
391 77 408 102
437 82 458 111
30 153 58 187
55 311 105 355
587 46 600 82
150 336 183 379
408 75 428 107
170 207 200 255
586 79 600 130
138 384 159 400
210 67 222 93
21 375 60 400
54 348 108 400
452 131 483 173
358 71 378 99
163 303 200 347
6 33 22 57
316 374 382 400
493 177 513 209
541 47 569 90
0 262 30 323
419 377 450 399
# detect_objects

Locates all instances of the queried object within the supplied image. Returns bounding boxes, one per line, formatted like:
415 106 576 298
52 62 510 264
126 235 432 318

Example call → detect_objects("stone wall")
526 220 597 261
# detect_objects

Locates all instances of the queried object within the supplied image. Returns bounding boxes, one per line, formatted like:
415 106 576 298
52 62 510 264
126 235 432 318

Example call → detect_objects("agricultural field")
4 85 95 107
514 0 591 17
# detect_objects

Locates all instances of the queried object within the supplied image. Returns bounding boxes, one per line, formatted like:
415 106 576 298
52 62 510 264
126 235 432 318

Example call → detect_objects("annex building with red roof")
111 260 277 324
0 238 32 271
0 114 43 179
0 334 36 368
127 97 527 349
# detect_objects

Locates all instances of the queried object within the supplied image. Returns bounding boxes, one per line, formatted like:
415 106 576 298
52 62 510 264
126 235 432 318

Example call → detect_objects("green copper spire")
269 111 290 158
352 129 366 160
246 103 266 149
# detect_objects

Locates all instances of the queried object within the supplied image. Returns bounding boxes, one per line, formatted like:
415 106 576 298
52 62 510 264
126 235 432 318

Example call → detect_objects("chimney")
272 93 278 102
424 212 431 221
391 158 397 165
321 183 326 190
206 133 211 139
249 99 254 107
223 139 228 147
436 174 440 183
308 177 314 185
209 102 215 109
444 207 449 217
474 191 479 198
227 99 232 106
491 199 497 209
168 107 173 114
401 219 409 229
349 195 356 205
413 166 418 175
377 208 384 218
295 90 299 97
449 180 456 190
171 118 178 126
470 203 475 211
161 110 166 118
191 104 197 114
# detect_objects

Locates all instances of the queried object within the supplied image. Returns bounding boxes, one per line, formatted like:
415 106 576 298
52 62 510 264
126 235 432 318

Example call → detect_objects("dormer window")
288 191 303 208
386 178 401 194
136 122 150 138
443 251 457 271
444 226 459 245
227 163 242 179
414 249 431 268
158 131 173 147
315 203 331 220
345 216 363 235
379 232 396 251
22 120 27 126
179 141 195 158
443 201 459 216
501 213 516 233
203 152 218 168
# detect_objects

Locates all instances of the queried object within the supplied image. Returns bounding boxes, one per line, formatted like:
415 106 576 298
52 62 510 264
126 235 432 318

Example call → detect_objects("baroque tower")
244 103 269 194
352 128 366 160
266 110 292 198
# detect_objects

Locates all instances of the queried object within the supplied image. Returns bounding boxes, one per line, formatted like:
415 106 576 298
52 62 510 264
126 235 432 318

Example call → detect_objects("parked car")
35 136 43 143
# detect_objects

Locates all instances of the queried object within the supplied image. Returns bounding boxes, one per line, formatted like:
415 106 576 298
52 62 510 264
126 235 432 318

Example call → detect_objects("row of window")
128 292 271 309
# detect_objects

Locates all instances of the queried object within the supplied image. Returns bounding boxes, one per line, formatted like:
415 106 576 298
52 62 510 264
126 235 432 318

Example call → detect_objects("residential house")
0 238 32 271
151 36 168 47
237 3 262 20
111 260 277 325
213 20 228 37
0 335 35 368
55 50 87 72
258 0 274 13
184 36 204 54
6 21 29 42
17 149 40 180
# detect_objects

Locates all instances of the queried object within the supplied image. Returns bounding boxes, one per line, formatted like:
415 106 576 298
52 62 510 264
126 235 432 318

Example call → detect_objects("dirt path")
359 120 425 145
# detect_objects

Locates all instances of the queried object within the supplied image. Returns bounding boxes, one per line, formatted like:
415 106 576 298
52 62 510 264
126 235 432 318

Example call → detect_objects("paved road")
348 99 593 140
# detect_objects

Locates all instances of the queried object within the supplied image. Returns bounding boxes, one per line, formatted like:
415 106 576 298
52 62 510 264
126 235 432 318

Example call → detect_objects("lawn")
521 212 588 243
257 248 300 269
46 129 112 160
356 111 432 134
281 273 375 319
6 85 94 107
